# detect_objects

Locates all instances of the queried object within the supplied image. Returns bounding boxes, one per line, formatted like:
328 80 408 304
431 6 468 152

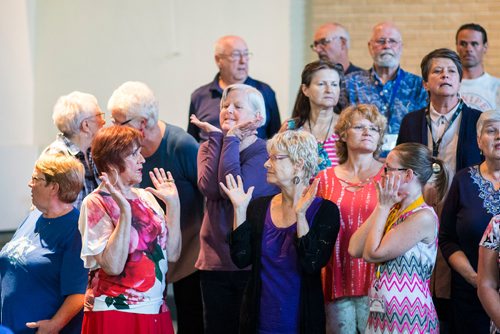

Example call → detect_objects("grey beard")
374 54 399 68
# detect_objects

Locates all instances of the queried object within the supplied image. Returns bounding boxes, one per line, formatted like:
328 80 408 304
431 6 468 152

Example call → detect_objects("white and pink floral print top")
79 188 168 314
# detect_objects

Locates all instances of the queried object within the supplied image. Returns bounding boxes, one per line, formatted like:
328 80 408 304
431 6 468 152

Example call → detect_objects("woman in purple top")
190 84 279 334
221 130 340 334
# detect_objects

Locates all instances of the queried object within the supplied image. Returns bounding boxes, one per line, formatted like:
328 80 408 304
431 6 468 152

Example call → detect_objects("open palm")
220 174 254 211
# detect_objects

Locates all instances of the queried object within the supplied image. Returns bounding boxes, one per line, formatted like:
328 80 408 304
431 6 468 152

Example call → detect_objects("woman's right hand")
190 114 222 133
100 172 130 211
220 174 254 211
375 173 407 209
226 113 263 140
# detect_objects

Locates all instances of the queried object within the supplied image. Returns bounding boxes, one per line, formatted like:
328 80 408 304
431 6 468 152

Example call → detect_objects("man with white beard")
346 22 427 157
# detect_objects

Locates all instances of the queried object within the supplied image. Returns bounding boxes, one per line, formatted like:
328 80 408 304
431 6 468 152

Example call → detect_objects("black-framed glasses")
310 36 341 50
112 117 135 126
383 165 409 174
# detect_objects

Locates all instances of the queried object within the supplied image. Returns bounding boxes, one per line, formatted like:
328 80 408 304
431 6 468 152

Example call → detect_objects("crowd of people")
1 20 500 334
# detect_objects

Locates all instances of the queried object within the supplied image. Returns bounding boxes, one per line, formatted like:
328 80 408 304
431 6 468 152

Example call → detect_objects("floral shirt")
79 189 168 314
479 215 500 334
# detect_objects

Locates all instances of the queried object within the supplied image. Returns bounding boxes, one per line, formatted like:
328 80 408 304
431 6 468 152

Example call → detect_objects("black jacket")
397 103 482 172
229 196 340 334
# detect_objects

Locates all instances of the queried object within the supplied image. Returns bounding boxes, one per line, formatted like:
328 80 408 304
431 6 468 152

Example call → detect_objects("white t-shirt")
460 72 500 111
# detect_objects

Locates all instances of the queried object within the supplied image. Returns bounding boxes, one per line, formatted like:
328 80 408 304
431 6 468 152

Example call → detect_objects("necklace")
308 113 335 144
309 113 335 172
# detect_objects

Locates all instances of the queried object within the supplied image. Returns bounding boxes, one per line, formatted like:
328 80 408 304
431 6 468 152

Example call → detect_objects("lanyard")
375 195 425 279
425 101 463 157
373 68 405 120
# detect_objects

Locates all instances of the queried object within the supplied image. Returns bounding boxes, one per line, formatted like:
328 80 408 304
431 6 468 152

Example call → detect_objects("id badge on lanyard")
369 272 386 313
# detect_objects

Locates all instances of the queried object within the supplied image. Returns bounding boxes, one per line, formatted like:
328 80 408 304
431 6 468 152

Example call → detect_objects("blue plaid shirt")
44 134 100 209
346 67 428 156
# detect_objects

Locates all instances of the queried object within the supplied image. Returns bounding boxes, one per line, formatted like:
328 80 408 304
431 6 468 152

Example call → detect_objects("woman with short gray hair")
190 83 278 334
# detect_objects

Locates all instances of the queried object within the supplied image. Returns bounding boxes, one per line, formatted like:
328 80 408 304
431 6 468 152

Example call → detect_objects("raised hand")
219 174 254 211
100 172 130 211
190 114 222 134
375 173 407 209
294 178 319 217
226 113 263 140
146 168 180 209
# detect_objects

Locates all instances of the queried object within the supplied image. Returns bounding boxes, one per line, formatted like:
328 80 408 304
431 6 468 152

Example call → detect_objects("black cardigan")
229 196 340 334
396 103 482 172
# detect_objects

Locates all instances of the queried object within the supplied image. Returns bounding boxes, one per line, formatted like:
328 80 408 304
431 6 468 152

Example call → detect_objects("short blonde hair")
267 130 318 184
36 153 84 203
335 104 387 164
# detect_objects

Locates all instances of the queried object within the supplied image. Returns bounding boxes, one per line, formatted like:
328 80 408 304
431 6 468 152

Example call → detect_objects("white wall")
0 0 38 230
0 0 306 231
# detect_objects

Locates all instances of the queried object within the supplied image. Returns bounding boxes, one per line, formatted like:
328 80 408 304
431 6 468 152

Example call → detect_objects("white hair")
221 84 267 126
477 110 500 136
52 91 101 138
107 81 159 128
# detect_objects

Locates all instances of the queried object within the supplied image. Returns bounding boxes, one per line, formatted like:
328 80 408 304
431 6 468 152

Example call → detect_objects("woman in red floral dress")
78 126 181 334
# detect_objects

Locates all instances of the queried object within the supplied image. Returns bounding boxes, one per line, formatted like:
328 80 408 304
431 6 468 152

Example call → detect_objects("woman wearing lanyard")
349 143 448 334
397 48 483 333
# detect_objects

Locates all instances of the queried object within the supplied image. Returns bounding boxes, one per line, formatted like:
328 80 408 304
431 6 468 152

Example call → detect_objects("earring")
292 176 300 185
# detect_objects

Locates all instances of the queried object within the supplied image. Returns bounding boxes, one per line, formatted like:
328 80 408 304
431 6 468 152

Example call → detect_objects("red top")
317 166 383 301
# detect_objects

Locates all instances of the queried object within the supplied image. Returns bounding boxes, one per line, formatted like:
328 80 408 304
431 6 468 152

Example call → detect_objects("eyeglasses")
383 165 409 174
84 112 105 121
31 175 47 183
223 51 253 62
269 154 289 161
350 125 380 133
372 38 400 47
310 36 341 50
112 117 135 126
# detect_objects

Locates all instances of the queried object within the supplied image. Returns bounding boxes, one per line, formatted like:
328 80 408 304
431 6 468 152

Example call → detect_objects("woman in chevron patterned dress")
349 143 449 333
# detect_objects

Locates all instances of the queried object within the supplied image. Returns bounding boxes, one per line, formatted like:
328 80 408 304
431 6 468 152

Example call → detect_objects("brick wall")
308 0 500 77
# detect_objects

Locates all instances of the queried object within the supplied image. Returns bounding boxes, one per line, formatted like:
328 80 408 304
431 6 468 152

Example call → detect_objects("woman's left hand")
294 178 319 217
227 113 263 140
146 168 180 209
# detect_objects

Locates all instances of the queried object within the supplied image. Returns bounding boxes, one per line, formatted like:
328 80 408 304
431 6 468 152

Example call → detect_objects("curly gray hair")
267 130 318 184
